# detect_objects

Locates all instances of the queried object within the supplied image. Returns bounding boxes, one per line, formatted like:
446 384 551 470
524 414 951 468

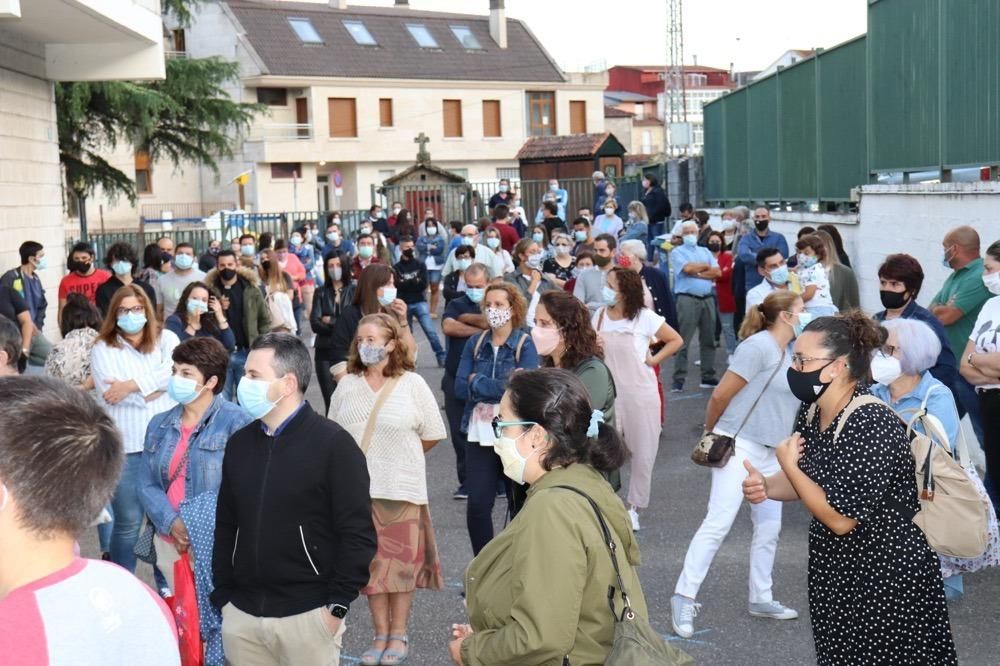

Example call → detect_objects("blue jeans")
110 453 145 573
223 348 249 402
406 301 445 358
719 311 737 354
465 439 512 555
97 505 113 553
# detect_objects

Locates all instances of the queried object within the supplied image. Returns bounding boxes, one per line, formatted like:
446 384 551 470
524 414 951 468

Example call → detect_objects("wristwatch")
326 603 348 619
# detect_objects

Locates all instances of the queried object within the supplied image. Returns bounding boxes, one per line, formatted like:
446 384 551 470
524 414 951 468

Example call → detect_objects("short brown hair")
483 283 528 330
346 313 415 377
609 267 644 320
877 253 925 299
172 337 230 394
795 234 827 261
96 284 160 354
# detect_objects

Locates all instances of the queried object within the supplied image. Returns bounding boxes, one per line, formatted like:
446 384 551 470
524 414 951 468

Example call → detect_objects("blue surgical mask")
486 237 501 249
34 256 48 271
456 258 473 271
290 235 303 246
237 377 280 420
768 265 790 285
532 232 544 243
117 312 147 334
466 287 485 303
942 246 953 269
574 230 587 242
682 234 698 247
792 311 815 337
187 299 209 315
378 287 397 306
111 260 133 276
241 245 255 257
601 285 618 306
174 254 195 270
499 185 509 193
461 236 476 247
167 375 205 405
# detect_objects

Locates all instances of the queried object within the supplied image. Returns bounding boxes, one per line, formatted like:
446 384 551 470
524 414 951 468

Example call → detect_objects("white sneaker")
748 600 799 620
670 594 701 638
628 507 640 532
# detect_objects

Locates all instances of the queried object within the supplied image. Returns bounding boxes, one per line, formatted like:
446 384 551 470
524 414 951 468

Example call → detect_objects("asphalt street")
84 322 1000 665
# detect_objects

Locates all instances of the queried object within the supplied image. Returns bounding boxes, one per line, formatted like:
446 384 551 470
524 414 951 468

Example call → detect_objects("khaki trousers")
221 602 345 666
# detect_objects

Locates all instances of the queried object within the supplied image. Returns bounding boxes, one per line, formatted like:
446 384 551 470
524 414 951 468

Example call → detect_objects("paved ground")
83 321 1000 665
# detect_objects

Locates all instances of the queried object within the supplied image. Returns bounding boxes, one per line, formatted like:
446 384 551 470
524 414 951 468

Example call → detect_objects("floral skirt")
363 499 444 595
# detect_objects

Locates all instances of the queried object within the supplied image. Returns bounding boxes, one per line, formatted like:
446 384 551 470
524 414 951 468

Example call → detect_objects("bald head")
943 226 981 268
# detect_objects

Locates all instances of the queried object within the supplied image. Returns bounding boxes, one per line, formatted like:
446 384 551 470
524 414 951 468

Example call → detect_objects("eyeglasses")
491 416 537 439
790 354 836 371
881 344 898 357
115 305 145 317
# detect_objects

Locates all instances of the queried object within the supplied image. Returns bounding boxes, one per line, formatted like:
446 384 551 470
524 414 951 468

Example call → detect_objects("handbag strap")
731 347 786 439
554 485 635 621
168 437 194 486
359 375 401 454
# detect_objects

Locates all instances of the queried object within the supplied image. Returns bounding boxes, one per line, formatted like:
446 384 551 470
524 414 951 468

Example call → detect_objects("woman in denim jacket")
138 337 252 593
416 219 447 316
456 283 539 555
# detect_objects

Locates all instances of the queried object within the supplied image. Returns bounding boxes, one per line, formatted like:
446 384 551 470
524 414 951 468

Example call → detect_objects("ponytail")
739 290 801 340
805 309 886 381
587 422 627 473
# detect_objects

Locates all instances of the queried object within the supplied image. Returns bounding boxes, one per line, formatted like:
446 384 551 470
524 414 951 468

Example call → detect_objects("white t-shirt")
592 307 665 362
746 280 779 313
157 268 205 316
970 295 1000 390
797 263 836 313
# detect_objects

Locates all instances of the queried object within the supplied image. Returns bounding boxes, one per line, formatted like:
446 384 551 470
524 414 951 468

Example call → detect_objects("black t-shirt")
0 284 27 324
95 276 157 318
442 295 482 379
543 216 566 239
221 278 248 349
542 257 576 282
393 258 427 305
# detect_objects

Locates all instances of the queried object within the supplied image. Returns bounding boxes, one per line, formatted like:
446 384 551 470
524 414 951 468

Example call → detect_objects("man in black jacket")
212 332 376 664
641 174 672 226
395 235 446 366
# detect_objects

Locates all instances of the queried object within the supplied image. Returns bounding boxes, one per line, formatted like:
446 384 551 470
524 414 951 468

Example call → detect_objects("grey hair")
732 205 751 221
465 262 489 279
626 201 648 222
251 332 313 393
620 239 648 262
680 220 699 234
881 318 941 375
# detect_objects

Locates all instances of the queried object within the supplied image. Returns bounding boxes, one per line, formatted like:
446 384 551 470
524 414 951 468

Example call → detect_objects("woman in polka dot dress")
743 311 957 665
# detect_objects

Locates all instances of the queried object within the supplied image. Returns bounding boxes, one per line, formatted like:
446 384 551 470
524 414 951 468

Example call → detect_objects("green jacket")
204 266 271 346
462 464 648 666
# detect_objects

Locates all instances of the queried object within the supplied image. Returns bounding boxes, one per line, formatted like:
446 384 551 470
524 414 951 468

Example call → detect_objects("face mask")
755 220 769 232
593 254 612 268
798 254 818 269
240 245 255 257
605 189 614 197
290 235 303 246
237 377 281 420
616 254 633 269
682 234 698 247
494 430 539 485
486 237 501 249
117 312 147 335
941 246 953 269
574 230 588 242
327 231 340 243
768 265 790 285
526 254 542 270
261 260 272 272
486 306 512 329
531 232 544 243
456 258 473 271
601 285 618 306
73 260 92 274
708 242 722 252
392 207 402 215
168 375 205 405
879 289 909 310
531 326 561 356
209 247 220 255
219 268 237 282
112 260 133 276
466 287 485 303
427 225 438 236
358 245 374 259
604 208 615 216
792 311 814 337
34 256 48 271
461 236 475 247
549 183 558 191
331 267 343 281
358 342 388 366
871 351 903 386
187 299 209 315
174 254 195 270
724 234 735 246
499 185 509 193
627 212 638 222
378 287 397 306
402 248 415 259
786 360 836 404
983 271 1000 295
554 245 571 257
361 225 374 235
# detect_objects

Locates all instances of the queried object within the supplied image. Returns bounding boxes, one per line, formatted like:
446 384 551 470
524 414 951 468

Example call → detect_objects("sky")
347 0 869 72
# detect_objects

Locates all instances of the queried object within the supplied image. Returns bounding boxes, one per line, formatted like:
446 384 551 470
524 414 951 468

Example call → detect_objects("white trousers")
674 437 783 604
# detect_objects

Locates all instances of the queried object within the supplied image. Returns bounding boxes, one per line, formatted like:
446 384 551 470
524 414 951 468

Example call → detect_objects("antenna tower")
664 0 687 157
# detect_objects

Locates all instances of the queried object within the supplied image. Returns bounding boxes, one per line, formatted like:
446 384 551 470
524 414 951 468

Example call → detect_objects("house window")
342 20 377 46
379 98 394 128
450 25 482 50
270 163 302 179
569 100 587 134
135 151 152 194
328 98 358 138
288 18 322 44
256 87 288 106
641 130 653 154
483 100 501 138
443 99 463 138
634 103 644 120
406 24 439 49
526 92 556 136
172 29 186 53
496 167 520 181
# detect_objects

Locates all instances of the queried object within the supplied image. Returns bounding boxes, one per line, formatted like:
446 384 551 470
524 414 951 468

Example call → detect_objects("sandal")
359 635 387 666
380 634 409 665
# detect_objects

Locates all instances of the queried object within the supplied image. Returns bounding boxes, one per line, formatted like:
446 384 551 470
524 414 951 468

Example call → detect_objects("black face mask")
593 254 612 268
755 220 769 232
219 268 237 282
261 261 272 272
72 260 92 274
786 361 836 404
708 242 722 252
879 290 909 310
402 249 415 260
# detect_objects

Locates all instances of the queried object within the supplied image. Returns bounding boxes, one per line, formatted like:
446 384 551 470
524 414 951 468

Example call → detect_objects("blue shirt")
262 400 308 437
671 244 718 297
443 295 483 378
871 372 960 447
737 231 790 292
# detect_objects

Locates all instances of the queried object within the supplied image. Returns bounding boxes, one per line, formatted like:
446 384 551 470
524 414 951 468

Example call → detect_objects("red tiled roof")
516 132 624 160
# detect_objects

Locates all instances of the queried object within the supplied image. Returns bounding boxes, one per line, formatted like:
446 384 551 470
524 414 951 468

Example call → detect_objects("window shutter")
443 99 463 138
483 100 501 137
328 98 358 137
379 98 394 127
570 101 587 134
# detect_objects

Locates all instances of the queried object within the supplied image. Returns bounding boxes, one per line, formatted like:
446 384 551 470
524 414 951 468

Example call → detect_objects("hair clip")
587 409 605 438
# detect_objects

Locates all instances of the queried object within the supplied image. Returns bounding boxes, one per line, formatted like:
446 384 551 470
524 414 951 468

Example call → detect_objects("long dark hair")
609 267 644 320
323 250 353 291
506 369 626 473
59 293 102 337
538 291 603 369
176 281 223 335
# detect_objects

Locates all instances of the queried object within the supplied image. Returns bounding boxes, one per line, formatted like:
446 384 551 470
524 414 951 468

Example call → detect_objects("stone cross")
414 132 431 163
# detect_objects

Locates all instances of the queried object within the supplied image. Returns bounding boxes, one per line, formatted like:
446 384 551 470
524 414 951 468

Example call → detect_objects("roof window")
343 20 377 46
288 17 322 44
407 24 439 49
450 25 482 50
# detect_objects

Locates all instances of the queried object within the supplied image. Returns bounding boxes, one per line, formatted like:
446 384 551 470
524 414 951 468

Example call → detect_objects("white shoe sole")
748 610 799 620
670 619 694 639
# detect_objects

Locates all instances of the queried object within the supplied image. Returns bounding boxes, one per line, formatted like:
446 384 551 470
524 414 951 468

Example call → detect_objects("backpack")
472 329 527 364
816 394 990 559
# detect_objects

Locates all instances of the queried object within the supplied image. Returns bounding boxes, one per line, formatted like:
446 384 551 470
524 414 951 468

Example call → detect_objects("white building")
752 49 816 82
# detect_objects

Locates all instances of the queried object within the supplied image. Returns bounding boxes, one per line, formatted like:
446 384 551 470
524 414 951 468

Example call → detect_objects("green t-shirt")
931 257 991 357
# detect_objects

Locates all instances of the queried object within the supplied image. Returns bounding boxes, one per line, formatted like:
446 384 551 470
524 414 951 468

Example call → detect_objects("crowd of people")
0 179 998 665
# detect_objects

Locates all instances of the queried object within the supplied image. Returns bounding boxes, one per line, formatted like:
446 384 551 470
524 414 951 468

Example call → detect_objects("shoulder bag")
691 348 785 468
358 375 401 454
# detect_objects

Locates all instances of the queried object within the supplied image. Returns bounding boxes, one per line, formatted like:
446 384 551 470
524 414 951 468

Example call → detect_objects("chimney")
395 0 409 5
489 0 507 49
329 0 348 9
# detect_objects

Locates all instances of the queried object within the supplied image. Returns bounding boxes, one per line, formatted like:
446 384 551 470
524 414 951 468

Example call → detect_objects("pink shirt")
0 558 179 665
167 425 195 511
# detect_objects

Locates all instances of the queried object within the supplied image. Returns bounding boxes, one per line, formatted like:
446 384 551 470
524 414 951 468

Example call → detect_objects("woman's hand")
170 517 191 553
528 270 542 294
390 298 407 322
742 460 768 504
102 379 138 405
448 634 468 665
776 433 805 471
209 296 225 320
645 351 658 367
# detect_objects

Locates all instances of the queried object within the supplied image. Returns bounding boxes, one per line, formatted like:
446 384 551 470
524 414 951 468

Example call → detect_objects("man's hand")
170 517 190 553
320 611 342 636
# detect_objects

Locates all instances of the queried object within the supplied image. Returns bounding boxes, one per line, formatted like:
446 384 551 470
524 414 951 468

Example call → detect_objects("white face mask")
983 271 1000 295
871 351 903 386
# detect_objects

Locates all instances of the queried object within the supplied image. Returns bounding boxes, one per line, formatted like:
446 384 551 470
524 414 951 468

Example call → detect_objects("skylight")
288 17 322 44
450 25 482 50
407 24 439 49
343 20 377 46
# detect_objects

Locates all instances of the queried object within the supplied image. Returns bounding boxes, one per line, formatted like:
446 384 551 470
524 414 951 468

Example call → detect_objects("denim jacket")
455 328 538 431
139 395 253 535
417 234 446 261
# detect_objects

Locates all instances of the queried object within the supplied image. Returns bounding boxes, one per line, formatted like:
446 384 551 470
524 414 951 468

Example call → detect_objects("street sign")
333 170 343 188
334 187 344 197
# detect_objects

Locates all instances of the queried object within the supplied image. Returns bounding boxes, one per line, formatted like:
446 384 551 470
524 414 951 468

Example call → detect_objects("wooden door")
295 98 309 138
405 190 442 221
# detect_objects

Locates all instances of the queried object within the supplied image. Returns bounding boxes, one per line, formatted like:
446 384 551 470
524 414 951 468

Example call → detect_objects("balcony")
247 123 314 142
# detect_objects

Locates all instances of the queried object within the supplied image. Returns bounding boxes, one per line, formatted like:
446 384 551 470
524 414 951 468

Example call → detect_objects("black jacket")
640 264 679 331
211 404 377 617
641 186 672 223
310 283 355 359
393 257 428 305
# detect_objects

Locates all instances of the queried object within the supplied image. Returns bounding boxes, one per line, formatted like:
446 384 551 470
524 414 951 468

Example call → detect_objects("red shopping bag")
172 553 203 666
